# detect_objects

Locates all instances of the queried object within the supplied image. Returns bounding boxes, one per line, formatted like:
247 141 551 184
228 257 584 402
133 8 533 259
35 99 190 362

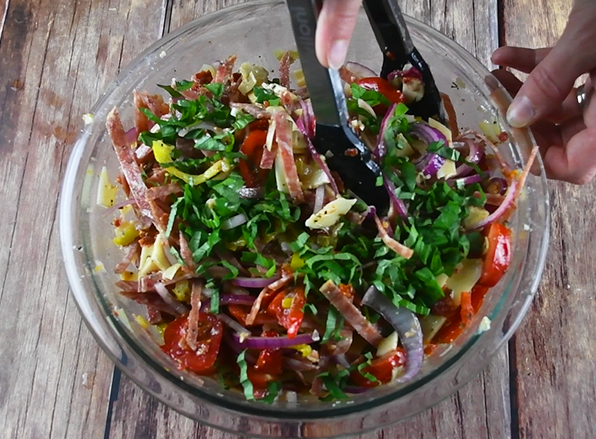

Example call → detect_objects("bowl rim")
60 0 550 429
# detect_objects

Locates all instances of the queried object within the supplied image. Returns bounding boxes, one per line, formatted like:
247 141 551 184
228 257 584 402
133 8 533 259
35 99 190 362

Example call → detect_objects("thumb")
315 0 362 69
507 6 596 127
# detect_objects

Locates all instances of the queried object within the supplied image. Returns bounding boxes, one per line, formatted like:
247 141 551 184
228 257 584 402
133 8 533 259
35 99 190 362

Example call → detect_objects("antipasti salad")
103 52 536 402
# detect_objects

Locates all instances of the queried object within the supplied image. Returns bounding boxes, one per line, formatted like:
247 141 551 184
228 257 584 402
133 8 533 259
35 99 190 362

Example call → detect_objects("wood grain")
0 0 164 438
0 0 586 437
105 1 510 438
503 1 596 438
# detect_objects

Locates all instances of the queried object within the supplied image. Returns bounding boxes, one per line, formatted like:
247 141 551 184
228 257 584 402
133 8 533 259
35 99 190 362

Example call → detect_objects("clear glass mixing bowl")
60 1 550 437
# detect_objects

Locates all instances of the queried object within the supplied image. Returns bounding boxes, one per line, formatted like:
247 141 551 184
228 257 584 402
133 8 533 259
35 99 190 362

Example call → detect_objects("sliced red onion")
224 334 258 363
153 282 189 316
221 213 248 230
239 186 264 199
223 283 250 295
231 276 281 289
343 386 371 394
218 313 251 335
455 138 485 177
448 174 483 187
332 354 351 369
124 127 138 145
345 61 376 79
383 176 408 219
387 66 423 82
415 152 446 177
231 332 319 349
375 104 397 160
313 184 325 214
410 122 446 145
362 286 423 384
468 179 517 230
487 177 508 195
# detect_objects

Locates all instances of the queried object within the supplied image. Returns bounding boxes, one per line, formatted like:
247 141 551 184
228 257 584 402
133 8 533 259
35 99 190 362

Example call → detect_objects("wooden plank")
502 1 596 438
0 0 165 438
105 1 511 438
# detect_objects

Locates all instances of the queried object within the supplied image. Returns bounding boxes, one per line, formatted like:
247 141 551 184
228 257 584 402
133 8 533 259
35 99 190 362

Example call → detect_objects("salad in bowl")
102 52 536 403
60 2 548 435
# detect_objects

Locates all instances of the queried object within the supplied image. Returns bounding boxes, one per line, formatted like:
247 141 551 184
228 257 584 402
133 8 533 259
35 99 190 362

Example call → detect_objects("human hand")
315 0 362 69
491 0 596 184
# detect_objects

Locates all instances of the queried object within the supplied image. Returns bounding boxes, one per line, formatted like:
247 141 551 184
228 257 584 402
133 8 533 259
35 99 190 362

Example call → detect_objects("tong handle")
286 0 349 128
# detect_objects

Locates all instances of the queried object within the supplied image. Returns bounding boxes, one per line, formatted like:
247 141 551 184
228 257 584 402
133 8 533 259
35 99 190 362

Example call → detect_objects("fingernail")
327 39 348 70
507 95 535 128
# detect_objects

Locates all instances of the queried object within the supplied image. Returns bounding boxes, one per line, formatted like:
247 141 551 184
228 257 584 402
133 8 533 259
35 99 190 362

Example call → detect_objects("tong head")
316 123 388 210
286 0 389 210
363 0 445 122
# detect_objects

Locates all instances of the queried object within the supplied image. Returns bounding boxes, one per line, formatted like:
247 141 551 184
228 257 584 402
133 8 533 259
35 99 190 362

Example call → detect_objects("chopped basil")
260 381 281 404
321 306 342 344
357 352 380 383
204 82 224 97
237 350 254 401
253 86 280 106
210 286 220 314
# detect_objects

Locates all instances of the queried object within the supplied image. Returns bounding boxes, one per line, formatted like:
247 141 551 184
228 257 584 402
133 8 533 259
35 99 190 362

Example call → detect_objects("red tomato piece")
478 223 512 288
356 77 405 105
267 286 306 339
247 367 278 389
238 129 268 188
161 313 223 375
433 316 465 344
350 350 406 388
227 304 277 327
460 291 474 325
470 285 489 313
254 330 283 375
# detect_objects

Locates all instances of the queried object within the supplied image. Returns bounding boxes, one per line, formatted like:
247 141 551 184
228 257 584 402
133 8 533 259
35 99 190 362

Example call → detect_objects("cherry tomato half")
267 286 306 339
350 350 406 388
238 129 269 188
356 77 405 105
161 313 223 375
478 223 512 288
254 330 284 375
247 368 278 390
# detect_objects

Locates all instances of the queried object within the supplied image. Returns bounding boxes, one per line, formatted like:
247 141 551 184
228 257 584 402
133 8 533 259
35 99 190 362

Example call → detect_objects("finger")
491 47 552 74
315 0 362 69
546 88 584 124
492 70 589 125
559 116 586 146
543 126 596 184
506 10 596 129
491 69 524 96
490 69 564 153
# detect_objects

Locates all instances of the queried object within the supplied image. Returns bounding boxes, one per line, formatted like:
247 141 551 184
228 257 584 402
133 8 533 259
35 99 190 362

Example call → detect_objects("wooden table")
2 0 594 437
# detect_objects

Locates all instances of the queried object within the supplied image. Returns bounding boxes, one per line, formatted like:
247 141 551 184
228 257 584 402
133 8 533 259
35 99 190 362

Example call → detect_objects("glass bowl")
59 1 550 437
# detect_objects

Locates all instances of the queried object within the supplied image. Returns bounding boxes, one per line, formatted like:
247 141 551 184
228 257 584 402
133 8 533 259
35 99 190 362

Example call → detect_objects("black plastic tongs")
286 0 443 211
363 0 443 121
